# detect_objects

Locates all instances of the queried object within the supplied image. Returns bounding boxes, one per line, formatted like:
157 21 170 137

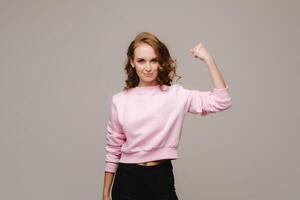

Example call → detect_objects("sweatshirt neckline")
132 84 169 94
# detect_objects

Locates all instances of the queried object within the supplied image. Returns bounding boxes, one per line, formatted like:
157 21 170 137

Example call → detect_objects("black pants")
111 160 179 200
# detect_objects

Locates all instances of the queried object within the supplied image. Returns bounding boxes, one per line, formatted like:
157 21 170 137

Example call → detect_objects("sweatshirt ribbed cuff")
104 162 118 173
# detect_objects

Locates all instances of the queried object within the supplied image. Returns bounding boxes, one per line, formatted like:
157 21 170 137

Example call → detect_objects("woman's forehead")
134 45 157 59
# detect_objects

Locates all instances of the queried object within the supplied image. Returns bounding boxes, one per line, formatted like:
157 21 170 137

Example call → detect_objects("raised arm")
178 42 232 115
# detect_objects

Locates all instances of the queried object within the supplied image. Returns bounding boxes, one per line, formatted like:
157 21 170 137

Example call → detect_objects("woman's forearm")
205 57 227 89
190 42 227 89
102 171 115 197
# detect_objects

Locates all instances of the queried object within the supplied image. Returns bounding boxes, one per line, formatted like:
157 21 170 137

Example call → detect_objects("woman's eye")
137 60 157 63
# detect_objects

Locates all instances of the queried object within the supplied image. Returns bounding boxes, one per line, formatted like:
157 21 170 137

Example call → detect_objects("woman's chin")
143 77 155 81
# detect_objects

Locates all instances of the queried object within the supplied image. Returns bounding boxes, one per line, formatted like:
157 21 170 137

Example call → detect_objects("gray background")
1 0 299 199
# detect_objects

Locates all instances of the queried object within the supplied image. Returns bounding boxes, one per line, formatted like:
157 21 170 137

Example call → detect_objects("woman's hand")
190 42 213 64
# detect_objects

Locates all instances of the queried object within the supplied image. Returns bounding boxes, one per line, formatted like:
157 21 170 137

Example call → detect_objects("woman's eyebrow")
136 57 158 60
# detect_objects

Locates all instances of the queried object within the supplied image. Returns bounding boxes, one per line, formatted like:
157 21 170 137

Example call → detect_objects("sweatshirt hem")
119 147 178 163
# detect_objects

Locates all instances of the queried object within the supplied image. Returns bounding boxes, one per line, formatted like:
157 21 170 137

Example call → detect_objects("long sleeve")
104 95 126 173
179 84 232 116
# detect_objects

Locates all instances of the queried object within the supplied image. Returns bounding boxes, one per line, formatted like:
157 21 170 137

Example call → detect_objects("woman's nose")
145 62 152 70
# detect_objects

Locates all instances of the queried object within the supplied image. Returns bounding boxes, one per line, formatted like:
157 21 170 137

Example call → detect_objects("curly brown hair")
123 32 181 92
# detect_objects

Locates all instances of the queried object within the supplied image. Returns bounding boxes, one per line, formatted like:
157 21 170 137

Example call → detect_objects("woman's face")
130 43 159 87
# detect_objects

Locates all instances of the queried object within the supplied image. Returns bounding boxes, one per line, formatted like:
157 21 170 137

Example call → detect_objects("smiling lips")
144 73 153 77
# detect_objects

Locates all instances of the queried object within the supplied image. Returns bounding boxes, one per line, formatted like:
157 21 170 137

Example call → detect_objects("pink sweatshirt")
104 83 232 173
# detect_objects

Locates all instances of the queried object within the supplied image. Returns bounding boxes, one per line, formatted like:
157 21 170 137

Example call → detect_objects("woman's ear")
130 59 134 67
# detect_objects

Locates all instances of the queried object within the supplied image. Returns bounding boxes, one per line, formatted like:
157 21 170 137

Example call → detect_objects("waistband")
118 159 173 173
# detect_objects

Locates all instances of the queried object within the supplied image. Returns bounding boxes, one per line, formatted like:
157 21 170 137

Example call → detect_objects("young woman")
102 32 232 200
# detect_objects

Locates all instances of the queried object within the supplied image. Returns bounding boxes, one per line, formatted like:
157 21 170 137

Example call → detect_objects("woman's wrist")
204 56 215 65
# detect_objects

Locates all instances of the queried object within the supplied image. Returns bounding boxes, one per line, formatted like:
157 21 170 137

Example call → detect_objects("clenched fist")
190 42 213 63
